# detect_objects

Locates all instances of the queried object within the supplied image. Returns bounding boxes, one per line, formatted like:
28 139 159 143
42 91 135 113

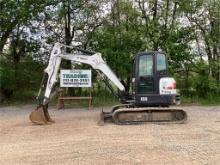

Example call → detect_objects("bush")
193 74 219 97
0 57 44 101
0 60 16 99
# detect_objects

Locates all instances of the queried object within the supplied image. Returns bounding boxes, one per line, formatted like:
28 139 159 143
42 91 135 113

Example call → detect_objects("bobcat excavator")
29 42 187 125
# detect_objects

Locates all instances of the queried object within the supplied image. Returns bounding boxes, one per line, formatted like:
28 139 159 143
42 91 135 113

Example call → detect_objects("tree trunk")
152 0 159 50
171 1 177 28
152 0 158 21
63 0 75 96
0 20 17 53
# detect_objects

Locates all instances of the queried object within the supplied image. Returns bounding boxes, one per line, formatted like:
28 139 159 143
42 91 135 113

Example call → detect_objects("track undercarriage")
99 104 187 125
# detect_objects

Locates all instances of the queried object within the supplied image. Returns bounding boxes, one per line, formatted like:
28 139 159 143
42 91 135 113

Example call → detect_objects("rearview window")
157 53 166 74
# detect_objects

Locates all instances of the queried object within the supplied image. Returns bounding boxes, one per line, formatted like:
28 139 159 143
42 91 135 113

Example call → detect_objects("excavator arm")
30 43 125 125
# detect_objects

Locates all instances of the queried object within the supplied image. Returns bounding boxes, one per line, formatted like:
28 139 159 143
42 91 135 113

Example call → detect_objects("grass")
181 95 220 106
1 89 219 107
0 89 120 108
0 90 37 106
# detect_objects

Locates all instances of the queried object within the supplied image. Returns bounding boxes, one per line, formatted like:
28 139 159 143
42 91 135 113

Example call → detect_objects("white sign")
60 70 92 87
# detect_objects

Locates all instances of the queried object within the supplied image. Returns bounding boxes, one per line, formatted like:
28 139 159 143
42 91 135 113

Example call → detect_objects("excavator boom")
30 43 125 124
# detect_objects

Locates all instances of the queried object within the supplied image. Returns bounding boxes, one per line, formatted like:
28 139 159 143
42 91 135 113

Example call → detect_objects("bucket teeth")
29 106 55 125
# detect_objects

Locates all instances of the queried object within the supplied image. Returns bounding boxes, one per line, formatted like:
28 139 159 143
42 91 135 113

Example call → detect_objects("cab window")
157 53 166 74
139 55 153 76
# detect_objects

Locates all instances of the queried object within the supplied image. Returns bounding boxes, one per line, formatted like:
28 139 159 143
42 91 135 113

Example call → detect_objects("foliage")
91 0 144 92
0 56 44 100
0 0 219 104
0 59 16 98
193 63 219 97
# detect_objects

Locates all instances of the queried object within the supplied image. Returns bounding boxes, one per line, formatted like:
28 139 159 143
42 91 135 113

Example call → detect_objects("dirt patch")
0 105 220 165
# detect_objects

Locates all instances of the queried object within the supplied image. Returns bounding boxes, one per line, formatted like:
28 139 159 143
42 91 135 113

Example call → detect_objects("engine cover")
159 77 177 95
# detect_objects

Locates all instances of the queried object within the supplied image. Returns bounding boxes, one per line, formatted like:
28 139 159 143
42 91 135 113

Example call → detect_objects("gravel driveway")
0 105 220 165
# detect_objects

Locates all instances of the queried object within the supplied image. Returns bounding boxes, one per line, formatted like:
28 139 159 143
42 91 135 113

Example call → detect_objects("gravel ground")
0 105 220 165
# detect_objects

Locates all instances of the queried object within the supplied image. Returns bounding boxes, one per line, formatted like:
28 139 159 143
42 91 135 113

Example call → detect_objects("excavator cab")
101 51 186 125
133 52 176 107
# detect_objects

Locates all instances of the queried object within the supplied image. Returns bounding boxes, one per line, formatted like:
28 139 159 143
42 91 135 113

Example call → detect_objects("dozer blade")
29 106 55 125
98 110 114 125
98 111 105 126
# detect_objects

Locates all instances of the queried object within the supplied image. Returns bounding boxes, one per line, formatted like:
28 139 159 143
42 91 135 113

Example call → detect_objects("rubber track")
112 107 187 125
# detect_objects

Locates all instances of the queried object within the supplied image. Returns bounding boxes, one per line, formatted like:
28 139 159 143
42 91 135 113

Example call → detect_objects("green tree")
92 0 143 92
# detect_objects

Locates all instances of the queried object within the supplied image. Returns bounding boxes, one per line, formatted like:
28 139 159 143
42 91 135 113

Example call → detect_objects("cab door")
135 53 155 94
133 52 168 105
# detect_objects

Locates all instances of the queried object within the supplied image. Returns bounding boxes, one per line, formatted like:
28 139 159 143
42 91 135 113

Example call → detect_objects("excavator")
29 42 187 125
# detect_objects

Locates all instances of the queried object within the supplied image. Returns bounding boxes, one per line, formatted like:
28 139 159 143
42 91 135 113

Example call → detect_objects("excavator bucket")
29 105 55 125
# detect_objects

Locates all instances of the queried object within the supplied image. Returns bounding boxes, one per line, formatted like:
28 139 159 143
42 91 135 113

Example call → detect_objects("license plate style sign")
141 97 148 101
60 69 92 87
